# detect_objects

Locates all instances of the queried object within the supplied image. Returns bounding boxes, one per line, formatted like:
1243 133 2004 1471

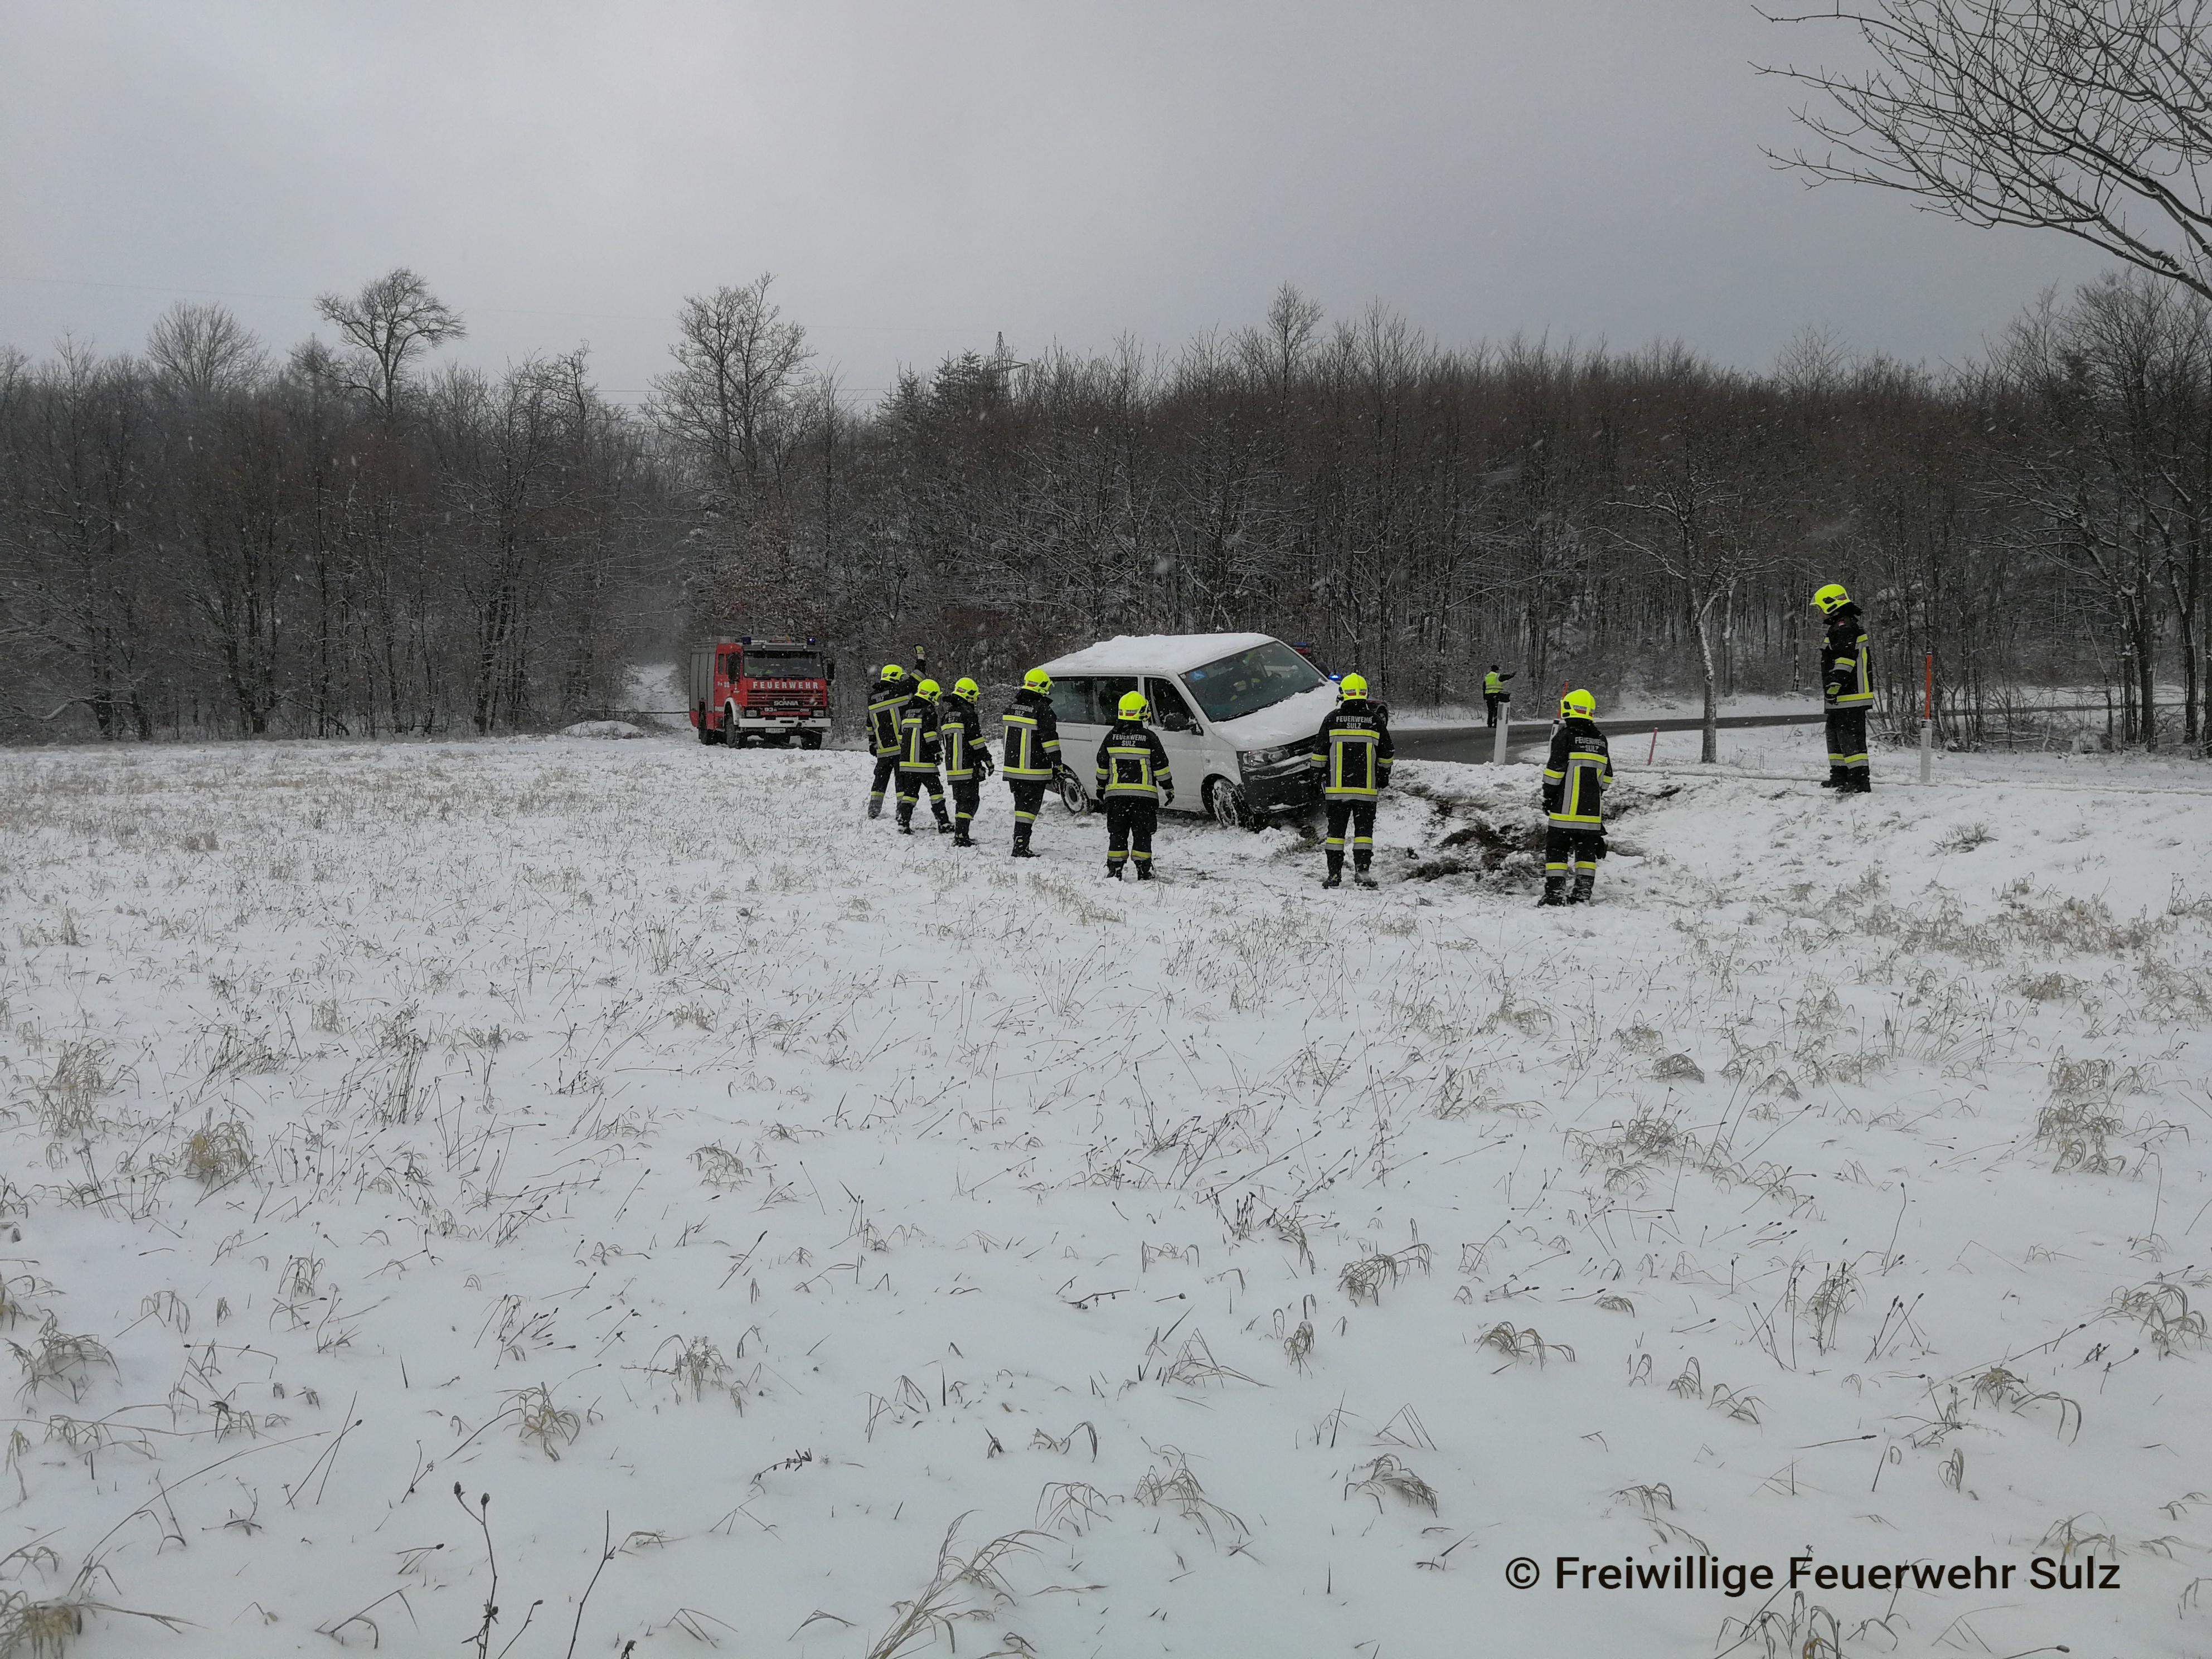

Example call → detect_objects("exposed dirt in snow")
2 739 2210 1657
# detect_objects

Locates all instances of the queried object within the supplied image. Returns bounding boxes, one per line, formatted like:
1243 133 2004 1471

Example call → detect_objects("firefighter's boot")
1104 860 1124 881
1820 767 1847 790
1354 868 1378 890
1567 871 1596 905
1135 863 1156 882
933 804 955 834
868 793 886 818
1536 876 1568 908
1321 870 1342 889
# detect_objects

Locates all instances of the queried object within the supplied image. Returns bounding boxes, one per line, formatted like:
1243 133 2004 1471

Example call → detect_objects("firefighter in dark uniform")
865 664 912 819
1814 583 1873 793
1482 664 1516 728
939 677 995 846
1094 690 1173 880
1539 688 1612 907
896 679 955 835
1000 667 1061 858
1308 672 1394 888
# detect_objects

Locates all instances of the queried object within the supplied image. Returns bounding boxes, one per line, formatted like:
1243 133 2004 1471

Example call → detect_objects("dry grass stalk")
510 1385 580 1459
861 1516 1040 1659
1345 1454 1438 1514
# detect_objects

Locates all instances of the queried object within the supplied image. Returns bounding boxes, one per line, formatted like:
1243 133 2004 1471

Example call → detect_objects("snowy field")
5 736 2212 1659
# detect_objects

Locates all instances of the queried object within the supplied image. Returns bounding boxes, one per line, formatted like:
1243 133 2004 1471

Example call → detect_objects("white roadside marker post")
1492 702 1510 767
1919 652 1934 785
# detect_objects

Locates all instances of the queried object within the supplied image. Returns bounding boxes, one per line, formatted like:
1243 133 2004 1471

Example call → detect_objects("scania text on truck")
688 637 833 748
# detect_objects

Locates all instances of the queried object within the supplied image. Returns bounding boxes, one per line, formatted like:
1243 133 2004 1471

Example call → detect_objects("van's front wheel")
1058 769 1093 815
1206 778 1255 829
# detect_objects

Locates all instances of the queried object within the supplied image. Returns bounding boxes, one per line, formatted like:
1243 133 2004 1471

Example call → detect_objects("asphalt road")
1392 710 1826 764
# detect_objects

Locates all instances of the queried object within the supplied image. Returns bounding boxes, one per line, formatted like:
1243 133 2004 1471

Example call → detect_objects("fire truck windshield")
740 653 822 679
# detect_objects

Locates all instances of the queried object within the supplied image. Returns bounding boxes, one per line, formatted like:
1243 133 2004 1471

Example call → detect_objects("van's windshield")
1182 642 1327 722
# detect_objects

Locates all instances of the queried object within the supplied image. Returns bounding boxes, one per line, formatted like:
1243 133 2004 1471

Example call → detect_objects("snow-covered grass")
3 736 2211 1657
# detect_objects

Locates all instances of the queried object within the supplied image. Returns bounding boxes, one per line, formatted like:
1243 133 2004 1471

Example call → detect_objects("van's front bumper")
1237 753 1321 815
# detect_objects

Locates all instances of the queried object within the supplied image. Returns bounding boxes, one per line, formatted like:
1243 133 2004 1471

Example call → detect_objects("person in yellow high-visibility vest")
1307 673 1394 888
864 665 911 818
1482 664 1516 728
1538 688 1612 906
895 681 954 835
1093 691 1173 879
939 677 995 846
1000 668 1061 858
1814 583 1873 794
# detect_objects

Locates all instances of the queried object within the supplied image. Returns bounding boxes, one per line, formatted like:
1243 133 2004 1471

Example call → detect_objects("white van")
1036 632 1337 825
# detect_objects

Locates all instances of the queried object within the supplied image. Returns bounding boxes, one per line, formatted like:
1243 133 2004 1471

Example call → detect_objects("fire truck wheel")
696 704 719 745
721 707 740 745
799 733 824 751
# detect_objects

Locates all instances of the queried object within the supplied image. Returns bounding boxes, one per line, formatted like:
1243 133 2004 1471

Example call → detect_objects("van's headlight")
1240 744 1305 769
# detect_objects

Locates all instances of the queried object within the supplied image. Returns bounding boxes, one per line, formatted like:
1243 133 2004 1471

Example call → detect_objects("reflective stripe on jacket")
940 698 989 780
899 703 942 772
867 683 910 756
1000 690 1061 780
1308 701 1395 799
1823 608 1873 709
1542 718 1612 826
1483 671 1512 696
1094 721 1173 799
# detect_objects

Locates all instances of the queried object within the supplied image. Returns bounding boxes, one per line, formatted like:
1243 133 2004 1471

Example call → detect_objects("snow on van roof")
1038 632 1280 677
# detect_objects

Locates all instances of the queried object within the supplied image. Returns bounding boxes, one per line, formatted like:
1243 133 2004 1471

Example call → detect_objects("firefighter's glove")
1542 790 1561 815
1163 790 1175 806
979 754 995 778
1824 683 1841 700
1592 828 1608 858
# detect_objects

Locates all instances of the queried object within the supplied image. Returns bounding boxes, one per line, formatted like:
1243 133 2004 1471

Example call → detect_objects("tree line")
0 273 664 742
4 266 2210 752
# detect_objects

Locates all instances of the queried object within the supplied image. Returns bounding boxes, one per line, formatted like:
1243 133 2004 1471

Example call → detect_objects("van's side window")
1049 677 1096 725
1147 678 1197 731
1096 676 1139 720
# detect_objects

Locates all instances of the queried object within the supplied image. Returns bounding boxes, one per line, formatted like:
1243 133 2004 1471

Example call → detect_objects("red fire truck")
688 636 834 748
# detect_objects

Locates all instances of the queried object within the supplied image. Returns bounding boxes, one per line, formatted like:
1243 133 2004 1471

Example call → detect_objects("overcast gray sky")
1 0 2111 402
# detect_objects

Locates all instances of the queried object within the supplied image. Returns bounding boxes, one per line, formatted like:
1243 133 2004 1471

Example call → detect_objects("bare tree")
314 268 467 414
1613 423 1793 762
1761 1 2212 301
648 274 813 488
147 302 265 395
